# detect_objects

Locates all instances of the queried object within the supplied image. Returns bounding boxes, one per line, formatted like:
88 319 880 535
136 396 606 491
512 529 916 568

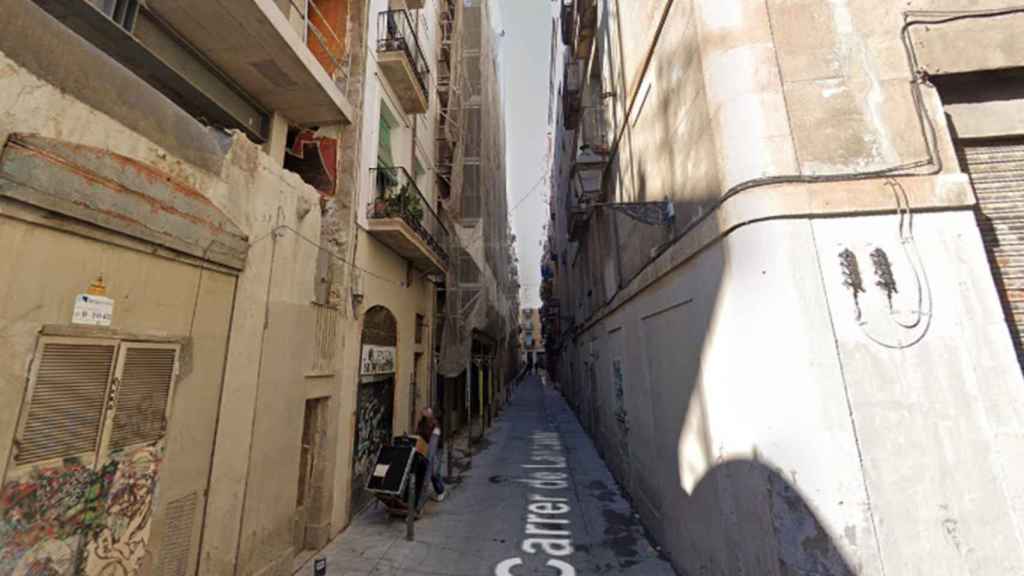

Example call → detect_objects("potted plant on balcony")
403 187 425 222
386 184 424 222
370 168 399 218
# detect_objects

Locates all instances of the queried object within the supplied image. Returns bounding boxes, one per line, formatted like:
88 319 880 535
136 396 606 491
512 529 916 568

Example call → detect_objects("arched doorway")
350 305 398 517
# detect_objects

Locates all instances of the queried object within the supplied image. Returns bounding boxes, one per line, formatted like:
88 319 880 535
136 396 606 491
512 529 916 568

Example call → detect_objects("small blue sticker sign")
314 558 326 576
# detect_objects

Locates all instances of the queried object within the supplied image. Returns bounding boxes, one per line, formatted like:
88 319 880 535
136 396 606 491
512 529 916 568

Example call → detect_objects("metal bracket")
598 200 675 226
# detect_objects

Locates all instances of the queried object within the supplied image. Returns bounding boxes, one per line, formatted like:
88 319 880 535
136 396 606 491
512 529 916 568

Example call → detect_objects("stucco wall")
327 227 437 531
198 147 324 576
0 8 326 574
0 213 237 576
323 0 443 534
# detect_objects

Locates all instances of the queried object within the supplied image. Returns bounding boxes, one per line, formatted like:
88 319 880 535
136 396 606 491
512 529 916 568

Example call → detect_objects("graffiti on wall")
612 358 628 438
0 445 161 576
80 446 160 576
351 378 395 517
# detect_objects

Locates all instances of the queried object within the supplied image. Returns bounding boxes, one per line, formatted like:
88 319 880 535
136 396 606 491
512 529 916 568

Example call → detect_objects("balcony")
377 10 431 114
580 104 609 154
560 0 575 46
140 0 354 125
563 60 582 130
573 0 598 60
291 0 351 86
573 149 606 201
367 167 449 274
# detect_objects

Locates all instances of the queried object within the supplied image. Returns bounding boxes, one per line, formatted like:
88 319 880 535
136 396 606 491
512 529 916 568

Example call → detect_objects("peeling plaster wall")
0 4 325 574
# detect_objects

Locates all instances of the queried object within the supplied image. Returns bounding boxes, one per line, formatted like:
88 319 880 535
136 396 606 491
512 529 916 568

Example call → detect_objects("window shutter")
15 340 117 465
378 115 394 168
108 344 179 451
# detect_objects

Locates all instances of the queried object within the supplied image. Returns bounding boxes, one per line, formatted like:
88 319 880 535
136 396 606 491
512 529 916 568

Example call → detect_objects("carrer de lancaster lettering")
495 432 577 576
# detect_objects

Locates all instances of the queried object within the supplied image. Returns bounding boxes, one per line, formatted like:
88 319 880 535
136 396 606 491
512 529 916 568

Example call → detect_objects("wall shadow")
554 4 859 571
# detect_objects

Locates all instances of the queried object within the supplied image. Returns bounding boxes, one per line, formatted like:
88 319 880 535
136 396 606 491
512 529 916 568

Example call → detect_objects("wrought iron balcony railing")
377 9 431 96
581 104 609 154
288 0 350 85
368 166 450 265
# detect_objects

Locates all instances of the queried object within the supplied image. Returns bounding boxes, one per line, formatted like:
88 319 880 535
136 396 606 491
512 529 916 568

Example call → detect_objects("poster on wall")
361 345 396 376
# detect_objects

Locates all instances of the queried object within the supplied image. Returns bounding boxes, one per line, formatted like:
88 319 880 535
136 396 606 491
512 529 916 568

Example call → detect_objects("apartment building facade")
433 0 520 436
545 1 1024 574
519 308 544 368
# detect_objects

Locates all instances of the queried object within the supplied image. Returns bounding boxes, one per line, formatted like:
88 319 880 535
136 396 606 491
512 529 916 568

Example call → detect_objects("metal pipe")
405 459 415 540
477 361 484 441
465 354 472 462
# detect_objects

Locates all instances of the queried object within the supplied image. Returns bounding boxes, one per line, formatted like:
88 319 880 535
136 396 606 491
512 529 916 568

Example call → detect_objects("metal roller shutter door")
960 138 1024 368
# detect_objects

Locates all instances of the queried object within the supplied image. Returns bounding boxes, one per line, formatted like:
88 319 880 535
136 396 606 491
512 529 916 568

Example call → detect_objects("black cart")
366 436 428 517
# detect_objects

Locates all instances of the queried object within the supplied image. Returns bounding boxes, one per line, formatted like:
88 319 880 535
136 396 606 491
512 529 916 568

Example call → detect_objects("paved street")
297 374 676 576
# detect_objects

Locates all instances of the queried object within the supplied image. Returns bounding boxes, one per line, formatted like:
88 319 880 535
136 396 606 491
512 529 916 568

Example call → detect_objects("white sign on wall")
361 345 396 376
72 294 114 326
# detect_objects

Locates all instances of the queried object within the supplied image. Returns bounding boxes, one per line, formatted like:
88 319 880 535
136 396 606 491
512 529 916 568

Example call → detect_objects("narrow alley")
298 374 675 576
7 0 1024 574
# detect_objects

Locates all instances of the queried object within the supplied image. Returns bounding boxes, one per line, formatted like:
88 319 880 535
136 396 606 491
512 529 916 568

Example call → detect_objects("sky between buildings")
494 0 556 309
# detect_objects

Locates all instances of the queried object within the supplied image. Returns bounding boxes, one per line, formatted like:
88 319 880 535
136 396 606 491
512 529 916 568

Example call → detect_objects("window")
378 102 398 168
100 0 140 32
415 313 426 345
12 337 179 468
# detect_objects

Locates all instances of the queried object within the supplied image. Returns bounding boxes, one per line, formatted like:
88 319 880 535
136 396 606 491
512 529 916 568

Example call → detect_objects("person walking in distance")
417 407 446 502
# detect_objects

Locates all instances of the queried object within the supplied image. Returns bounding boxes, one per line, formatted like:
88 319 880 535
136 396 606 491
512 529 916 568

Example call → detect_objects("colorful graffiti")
0 446 161 576
80 447 159 576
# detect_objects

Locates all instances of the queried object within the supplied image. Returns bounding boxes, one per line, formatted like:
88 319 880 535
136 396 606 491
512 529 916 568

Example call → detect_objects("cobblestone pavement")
295 374 676 575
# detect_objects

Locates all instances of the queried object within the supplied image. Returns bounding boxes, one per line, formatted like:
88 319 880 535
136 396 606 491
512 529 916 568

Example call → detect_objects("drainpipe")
487 358 494 427
466 353 472 463
477 360 484 441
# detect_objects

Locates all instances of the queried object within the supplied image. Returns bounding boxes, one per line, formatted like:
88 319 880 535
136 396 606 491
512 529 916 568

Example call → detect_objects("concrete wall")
552 1 1024 574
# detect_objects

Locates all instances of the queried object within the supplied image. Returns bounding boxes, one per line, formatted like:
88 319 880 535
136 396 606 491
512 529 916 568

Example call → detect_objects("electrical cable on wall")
245 211 409 288
851 178 934 350
591 7 1022 331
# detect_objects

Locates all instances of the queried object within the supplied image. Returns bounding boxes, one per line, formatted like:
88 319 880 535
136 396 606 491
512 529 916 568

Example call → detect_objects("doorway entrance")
351 306 398 518
295 397 328 553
